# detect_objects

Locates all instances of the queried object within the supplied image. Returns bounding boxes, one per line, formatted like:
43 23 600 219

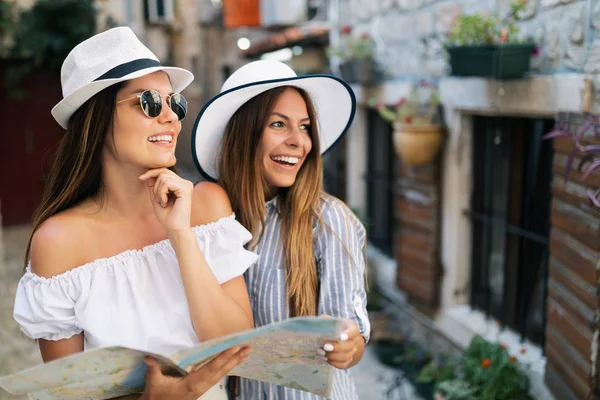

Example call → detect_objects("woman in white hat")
192 60 370 399
12 27 257 399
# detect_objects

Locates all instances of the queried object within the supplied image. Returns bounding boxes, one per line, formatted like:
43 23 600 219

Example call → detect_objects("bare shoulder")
191 181 233 226
30 209 91 278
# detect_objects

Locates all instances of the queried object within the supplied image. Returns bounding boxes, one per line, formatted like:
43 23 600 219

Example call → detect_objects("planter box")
338 59 382 85
446 43 536 79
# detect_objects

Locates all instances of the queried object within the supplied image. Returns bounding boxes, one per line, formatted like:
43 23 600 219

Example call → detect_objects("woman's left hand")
320 319 361 369
139 168 194 235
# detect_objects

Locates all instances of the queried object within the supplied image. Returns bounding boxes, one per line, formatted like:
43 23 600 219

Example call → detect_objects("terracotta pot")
393 123 443 166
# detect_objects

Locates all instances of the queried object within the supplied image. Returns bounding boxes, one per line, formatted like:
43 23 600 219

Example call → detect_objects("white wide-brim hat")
191 60 356 181
51 26 194 129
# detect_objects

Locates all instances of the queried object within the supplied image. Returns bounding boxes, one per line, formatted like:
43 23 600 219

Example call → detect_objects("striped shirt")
237 194 371 400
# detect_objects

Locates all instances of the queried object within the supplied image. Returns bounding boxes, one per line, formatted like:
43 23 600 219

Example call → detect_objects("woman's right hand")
140 346 250 400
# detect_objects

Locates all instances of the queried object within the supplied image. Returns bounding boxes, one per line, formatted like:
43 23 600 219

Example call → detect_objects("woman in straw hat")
12 27 257 399
192 60 370 399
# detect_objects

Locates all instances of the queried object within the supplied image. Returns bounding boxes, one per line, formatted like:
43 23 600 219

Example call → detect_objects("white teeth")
148 135 173 142
271 156 299 165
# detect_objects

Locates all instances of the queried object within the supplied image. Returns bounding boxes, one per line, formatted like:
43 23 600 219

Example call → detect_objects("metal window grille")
469 116 554 347
365 110 396 256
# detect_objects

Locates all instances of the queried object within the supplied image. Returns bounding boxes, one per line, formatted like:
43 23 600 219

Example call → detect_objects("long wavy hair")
218 86 323 317
23 83 124 268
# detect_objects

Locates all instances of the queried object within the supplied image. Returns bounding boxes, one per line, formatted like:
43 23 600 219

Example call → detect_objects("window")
323 136 347 202
365 110 396 256
144 0 175 23
469 116 554 346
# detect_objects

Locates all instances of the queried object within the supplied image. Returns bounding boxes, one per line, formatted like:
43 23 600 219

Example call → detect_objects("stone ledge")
350 74 595 115
440 74 595 116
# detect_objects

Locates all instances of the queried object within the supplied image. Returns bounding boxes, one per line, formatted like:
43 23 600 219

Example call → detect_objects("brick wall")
545 117 600 400
394 159 443 314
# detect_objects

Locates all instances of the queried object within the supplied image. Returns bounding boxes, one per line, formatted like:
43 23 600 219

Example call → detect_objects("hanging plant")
543 113 600 208
368 81 445 166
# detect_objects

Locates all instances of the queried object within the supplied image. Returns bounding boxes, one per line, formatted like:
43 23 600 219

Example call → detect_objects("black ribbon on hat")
94 58 162 81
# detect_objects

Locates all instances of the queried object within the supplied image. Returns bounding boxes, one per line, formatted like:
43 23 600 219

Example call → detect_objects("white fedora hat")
191 60 356 181
51 26 194 129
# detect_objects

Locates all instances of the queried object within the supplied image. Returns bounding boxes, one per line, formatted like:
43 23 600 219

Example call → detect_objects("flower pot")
393 123 443 166
373 337 406 367
446 43 536 79
413 381 436 400
339 59 381 85
339 61 357 83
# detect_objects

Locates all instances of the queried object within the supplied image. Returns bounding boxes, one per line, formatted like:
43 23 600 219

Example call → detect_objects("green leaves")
446 0 528 46
418 335 533 400
10 0 97 72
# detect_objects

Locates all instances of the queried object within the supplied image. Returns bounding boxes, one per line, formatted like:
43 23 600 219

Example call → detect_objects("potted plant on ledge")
327 25 380 85
445 0 537 79
370 81 443 166
418 335 534 400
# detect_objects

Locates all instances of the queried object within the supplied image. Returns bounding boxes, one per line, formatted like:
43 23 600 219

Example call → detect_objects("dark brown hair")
24 83 123 268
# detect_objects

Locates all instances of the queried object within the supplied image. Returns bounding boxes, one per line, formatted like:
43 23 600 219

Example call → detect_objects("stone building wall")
337 1 600 399
337 0 599 78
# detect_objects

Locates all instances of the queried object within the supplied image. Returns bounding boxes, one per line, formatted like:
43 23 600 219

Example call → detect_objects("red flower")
520 347 527 354
404 116 413 124
481 358 491 368
340 25 352 35
509 356 517 363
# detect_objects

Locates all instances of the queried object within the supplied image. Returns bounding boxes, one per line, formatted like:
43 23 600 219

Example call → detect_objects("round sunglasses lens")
170 93 187 121
140 90 162 118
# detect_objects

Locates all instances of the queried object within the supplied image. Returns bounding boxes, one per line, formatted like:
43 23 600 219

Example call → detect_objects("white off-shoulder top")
13 214 258 357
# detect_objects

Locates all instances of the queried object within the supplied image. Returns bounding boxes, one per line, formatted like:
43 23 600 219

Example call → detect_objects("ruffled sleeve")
13 266 83 341
193 215 259 284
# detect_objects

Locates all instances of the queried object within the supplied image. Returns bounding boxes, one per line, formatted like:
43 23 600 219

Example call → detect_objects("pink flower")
500 27 509 43
395 98 407 108
360 33 370 39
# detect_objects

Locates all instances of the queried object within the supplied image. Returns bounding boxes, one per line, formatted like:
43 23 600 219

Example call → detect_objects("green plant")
446 0 529 46
327 25 375 62
0 0 16 56
369 80 441 126
435 379 478 400
418 358 457 385
419 335 533 400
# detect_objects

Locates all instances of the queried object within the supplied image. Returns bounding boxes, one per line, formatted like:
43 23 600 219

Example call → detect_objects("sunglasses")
116 89 187 121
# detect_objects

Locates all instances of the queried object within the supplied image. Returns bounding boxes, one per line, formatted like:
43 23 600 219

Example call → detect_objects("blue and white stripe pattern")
238 194 370 399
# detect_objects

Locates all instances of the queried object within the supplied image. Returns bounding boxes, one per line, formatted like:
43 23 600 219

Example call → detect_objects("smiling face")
258 88 314 196
105 71 180 169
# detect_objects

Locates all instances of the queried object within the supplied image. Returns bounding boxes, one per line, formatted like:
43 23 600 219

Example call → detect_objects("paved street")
0 225 419 400
1 226 39 400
